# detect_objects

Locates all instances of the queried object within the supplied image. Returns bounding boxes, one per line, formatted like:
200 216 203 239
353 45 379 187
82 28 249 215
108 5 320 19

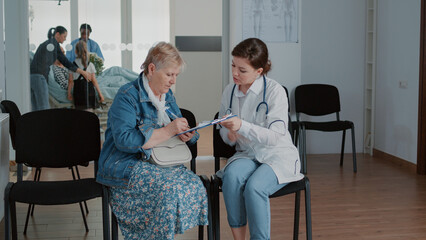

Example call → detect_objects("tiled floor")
3 126 426 239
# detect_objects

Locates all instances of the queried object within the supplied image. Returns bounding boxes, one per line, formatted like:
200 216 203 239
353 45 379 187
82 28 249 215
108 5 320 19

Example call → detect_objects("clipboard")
176 114 237 136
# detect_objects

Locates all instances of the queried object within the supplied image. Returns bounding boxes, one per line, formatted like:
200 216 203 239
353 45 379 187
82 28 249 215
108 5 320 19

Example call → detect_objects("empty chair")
295 84 357 173
282 86 300 145
3 108 110 240
0 100 90 234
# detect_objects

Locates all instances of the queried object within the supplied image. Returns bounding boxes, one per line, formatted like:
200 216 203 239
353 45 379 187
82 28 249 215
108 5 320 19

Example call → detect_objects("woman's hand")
99 94 105 103
227 130 238 142
166 118 190 136
82 70 92 82
67 92 73 101
220 116 242 132
179 131 194 142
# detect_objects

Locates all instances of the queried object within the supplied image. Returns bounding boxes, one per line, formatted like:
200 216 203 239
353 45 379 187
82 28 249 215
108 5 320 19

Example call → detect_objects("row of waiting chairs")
1 104 212 240
2 81 358 240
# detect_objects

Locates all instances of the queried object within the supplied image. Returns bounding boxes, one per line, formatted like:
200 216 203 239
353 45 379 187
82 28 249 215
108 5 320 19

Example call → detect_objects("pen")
166 108 179 120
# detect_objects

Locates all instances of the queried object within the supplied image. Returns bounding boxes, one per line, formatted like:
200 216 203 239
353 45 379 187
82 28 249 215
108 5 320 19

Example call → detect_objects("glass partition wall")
28 0 169 110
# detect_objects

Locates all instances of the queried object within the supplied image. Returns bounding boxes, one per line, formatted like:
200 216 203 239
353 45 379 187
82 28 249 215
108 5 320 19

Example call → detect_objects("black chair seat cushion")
270 178 306 198
301 120 353 132
215 176 306 198
9 178 102 205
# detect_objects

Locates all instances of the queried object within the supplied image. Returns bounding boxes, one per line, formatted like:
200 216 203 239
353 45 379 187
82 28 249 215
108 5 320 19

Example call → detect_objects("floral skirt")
110 161 209 240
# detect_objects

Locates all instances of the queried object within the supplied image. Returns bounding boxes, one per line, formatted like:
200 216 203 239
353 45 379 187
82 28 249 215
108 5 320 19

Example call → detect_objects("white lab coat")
217 76 304 184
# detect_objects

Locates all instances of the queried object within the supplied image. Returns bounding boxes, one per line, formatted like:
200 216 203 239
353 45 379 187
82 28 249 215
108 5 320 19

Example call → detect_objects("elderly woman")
96 42 208 239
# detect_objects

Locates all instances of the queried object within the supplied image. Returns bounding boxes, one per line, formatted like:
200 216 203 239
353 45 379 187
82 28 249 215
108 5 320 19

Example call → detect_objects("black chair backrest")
180 108 197 159
295 84 341 116
213 112 236 159
1 100 22 150
15 109 100 168
282 85 290 112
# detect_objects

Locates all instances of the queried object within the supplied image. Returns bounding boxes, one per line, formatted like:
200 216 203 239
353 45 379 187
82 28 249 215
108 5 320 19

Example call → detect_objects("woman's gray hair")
141 42 185 75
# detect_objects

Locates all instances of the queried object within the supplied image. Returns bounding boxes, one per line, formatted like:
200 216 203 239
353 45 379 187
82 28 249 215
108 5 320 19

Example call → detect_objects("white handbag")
150 136 192 166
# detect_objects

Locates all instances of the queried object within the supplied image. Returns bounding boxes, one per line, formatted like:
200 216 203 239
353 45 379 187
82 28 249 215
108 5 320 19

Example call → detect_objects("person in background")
217 38 303 240
66 23 104 62
68 40 104 111
96 42 208 239
52 46 69 90
30 26 91 111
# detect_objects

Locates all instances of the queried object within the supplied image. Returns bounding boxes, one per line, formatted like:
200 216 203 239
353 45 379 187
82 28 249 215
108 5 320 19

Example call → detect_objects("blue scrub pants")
222 158 288 240
30 74 50 111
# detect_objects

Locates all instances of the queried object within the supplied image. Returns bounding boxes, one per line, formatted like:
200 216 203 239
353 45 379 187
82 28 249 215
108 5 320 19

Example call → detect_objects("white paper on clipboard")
176 114 237 136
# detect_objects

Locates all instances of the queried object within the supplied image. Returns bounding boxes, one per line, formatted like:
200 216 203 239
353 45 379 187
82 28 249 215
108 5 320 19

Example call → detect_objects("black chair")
3 108 110 240
0 100 90 234
110 108 213 240
282 86 301 147
295 84 357 173
211 112 312 240
180 108 198 173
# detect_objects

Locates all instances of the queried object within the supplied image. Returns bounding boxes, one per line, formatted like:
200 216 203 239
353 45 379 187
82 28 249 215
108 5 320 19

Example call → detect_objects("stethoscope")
225 75 285 129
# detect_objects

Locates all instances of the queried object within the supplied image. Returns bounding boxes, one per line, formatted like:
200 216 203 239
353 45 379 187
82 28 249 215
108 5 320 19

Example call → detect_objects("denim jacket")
96 73 199 187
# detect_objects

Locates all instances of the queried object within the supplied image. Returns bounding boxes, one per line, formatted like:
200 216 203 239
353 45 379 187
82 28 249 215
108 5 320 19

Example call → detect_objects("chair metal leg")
293 191 301 240
304 178 312 240
112 212 119 240
215 157 220 173
191 158 196 174
4 183 13 240
10 200 17 240
71 173 89 232
75 166 90 214
293 123 299 147
23 205 32 235
211 176 220 240
102 186 111 240
71 166 90 232
79 201 89 232
199 225 204 240
302 125 307 174
351 125 357 173
31 168 42 215
25 167 41 234
199 175 213 240
340 130 346 166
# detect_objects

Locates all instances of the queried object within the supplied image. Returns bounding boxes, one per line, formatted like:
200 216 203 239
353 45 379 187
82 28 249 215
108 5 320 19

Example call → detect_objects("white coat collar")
234 75 264 97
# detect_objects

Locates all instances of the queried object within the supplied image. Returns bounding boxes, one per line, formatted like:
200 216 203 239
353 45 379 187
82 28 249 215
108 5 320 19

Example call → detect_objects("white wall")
0 0 5 101
171 0 223 122
299 0 365 154
0 0 7 222
5 0 31 114
229 0 302 106
375 0 420 164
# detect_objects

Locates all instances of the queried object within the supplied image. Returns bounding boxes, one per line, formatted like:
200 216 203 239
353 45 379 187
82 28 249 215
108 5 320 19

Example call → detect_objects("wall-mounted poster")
242 0 298 42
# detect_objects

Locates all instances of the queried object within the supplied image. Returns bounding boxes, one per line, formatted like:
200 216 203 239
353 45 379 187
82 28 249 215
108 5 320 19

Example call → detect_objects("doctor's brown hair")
232 38 271 75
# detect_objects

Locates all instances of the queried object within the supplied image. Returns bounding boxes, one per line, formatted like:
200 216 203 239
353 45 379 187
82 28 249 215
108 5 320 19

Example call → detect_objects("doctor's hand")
220 116 242 132
166 118 190 136
227 130 239 142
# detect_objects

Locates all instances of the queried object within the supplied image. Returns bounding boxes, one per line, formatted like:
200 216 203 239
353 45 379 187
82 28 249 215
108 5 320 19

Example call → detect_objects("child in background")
68 40 104 111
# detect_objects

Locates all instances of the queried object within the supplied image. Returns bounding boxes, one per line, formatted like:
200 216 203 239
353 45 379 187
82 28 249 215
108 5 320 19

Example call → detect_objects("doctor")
218 38 303 240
